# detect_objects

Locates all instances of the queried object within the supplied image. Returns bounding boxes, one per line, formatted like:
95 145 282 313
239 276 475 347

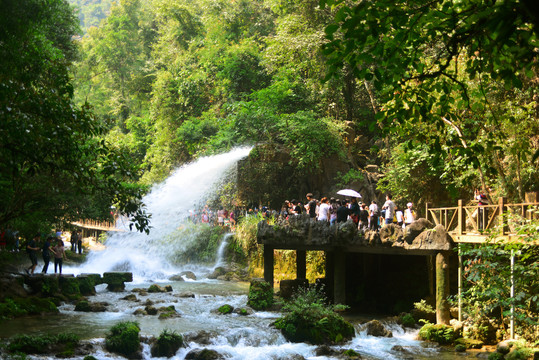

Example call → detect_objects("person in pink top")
53 238 67 275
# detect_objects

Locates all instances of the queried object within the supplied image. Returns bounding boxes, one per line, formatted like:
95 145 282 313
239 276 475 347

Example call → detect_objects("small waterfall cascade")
213 232 234 269
71 147 252 281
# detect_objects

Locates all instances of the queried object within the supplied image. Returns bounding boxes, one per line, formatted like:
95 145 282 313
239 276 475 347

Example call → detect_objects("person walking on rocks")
41 236 55 273
26 234 40 275
53 238 66 275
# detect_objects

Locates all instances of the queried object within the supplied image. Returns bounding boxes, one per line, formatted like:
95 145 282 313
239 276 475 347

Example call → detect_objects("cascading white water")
70 147 252 281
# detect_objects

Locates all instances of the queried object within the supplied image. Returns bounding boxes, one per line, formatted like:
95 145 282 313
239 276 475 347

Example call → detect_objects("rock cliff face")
257 215 454 252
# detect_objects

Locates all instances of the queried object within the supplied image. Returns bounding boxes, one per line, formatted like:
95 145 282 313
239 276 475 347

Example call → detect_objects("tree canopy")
0 0 149 236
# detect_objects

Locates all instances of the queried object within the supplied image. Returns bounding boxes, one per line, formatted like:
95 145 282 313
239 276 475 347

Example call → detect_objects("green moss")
0 297 58 320
418 322 456 345
77 276 96 296
7 332 78 355
455 344 467 352
83 356 98 360
151 330 183 358
105 321 141 358
455 337 484 349
342 349 361 358
488 352 505 360
247 279 274 310
218 304 234 314
59 277 80 296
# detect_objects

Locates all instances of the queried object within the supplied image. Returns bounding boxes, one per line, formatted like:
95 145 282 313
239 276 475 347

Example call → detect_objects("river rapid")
1 274 482 360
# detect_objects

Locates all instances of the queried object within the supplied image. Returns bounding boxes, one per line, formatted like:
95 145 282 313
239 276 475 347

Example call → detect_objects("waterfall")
70 147 252 282
213 232 234 269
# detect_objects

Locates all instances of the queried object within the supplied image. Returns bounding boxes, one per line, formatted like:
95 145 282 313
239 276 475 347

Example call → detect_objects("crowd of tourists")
275 193 417 232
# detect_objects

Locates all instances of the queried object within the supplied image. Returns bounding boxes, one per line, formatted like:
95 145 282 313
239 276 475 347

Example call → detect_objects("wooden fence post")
499 197 506 236
458 199 464 236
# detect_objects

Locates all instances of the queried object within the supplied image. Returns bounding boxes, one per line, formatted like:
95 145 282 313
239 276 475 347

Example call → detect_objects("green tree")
0 0 149 235
321 0 539 200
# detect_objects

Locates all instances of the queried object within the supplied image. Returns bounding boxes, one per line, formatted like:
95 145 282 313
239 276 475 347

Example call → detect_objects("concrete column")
427 255 435 298
436 251 451 325
333 248 346 304
296 250 306 279
263 245 274 288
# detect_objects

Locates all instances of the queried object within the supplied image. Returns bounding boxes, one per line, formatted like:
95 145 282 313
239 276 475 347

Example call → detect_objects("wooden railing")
71 219 119 231
426 197 538 242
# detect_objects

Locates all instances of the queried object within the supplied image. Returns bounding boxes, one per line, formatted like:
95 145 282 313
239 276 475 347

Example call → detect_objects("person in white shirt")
317 197 331 222
404 202 416 226
369 200 379 231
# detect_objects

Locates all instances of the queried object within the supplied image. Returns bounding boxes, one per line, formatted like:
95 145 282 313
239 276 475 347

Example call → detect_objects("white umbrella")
336 189 362 198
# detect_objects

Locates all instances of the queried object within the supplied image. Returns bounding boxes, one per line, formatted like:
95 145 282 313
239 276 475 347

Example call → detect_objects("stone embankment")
257 214 454 252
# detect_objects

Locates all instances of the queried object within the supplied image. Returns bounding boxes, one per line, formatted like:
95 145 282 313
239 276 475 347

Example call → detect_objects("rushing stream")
2 148 482 359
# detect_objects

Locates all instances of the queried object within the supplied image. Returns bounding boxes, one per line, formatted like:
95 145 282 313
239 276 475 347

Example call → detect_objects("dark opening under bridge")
257 196 538 329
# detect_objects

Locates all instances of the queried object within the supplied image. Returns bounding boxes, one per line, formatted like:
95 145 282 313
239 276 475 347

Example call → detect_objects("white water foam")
67 147 252 281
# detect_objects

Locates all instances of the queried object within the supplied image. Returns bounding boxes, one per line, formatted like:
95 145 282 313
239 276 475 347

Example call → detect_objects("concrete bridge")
257 196 538 326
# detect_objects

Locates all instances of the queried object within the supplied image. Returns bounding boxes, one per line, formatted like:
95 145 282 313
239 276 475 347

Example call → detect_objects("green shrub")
247 279 274 310
506 349 528 360
399 313 415 327
488 352 505 360
105 321 141 357
418 321 456 345
150 329 183 358
274 287 354 345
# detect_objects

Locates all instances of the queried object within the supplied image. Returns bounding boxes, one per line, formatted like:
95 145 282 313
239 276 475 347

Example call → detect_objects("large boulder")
407 224 454 251
403 218 434 244
363 320 393 337
150 331 183 358
184 348 224 360
379 224 404 246
183 330 218 345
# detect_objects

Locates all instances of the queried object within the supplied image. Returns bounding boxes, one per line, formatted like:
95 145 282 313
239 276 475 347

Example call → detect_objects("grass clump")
274 287 354 345
105 321 140 358
247 279 274 310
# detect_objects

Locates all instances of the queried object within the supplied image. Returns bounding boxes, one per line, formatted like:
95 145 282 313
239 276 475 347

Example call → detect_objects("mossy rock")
148 284 167 293
342 349 361 359
217 304 234 314
83 356 98 360
41 276 60 296
59 276 80 296
105 321 141 358
151 330 183 357
0 297 58 319
275 315 355 345
455 337 484 349
247 278 273 310
145 305 158 315
103 272 133 283
80 273 103 285
455 344 467 352
185 348 224 360
418 323 456 345
77 275 96 296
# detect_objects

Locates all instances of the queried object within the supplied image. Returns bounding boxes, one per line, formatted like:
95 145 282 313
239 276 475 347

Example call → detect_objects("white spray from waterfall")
69 147 252 282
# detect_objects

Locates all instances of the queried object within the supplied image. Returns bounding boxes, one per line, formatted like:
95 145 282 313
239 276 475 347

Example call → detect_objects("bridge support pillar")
436 251 451 325
296 250 306 279
333 248 346 304
264 245 274 288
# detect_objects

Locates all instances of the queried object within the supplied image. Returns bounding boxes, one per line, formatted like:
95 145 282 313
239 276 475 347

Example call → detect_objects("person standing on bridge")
70 230 78 252
41 236 54 274
382 194 396 225
76 230 83 254
306 193 317 219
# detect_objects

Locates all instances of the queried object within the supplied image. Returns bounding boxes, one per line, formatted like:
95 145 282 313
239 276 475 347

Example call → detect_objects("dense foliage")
0 0 149 236
460 213 539 342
